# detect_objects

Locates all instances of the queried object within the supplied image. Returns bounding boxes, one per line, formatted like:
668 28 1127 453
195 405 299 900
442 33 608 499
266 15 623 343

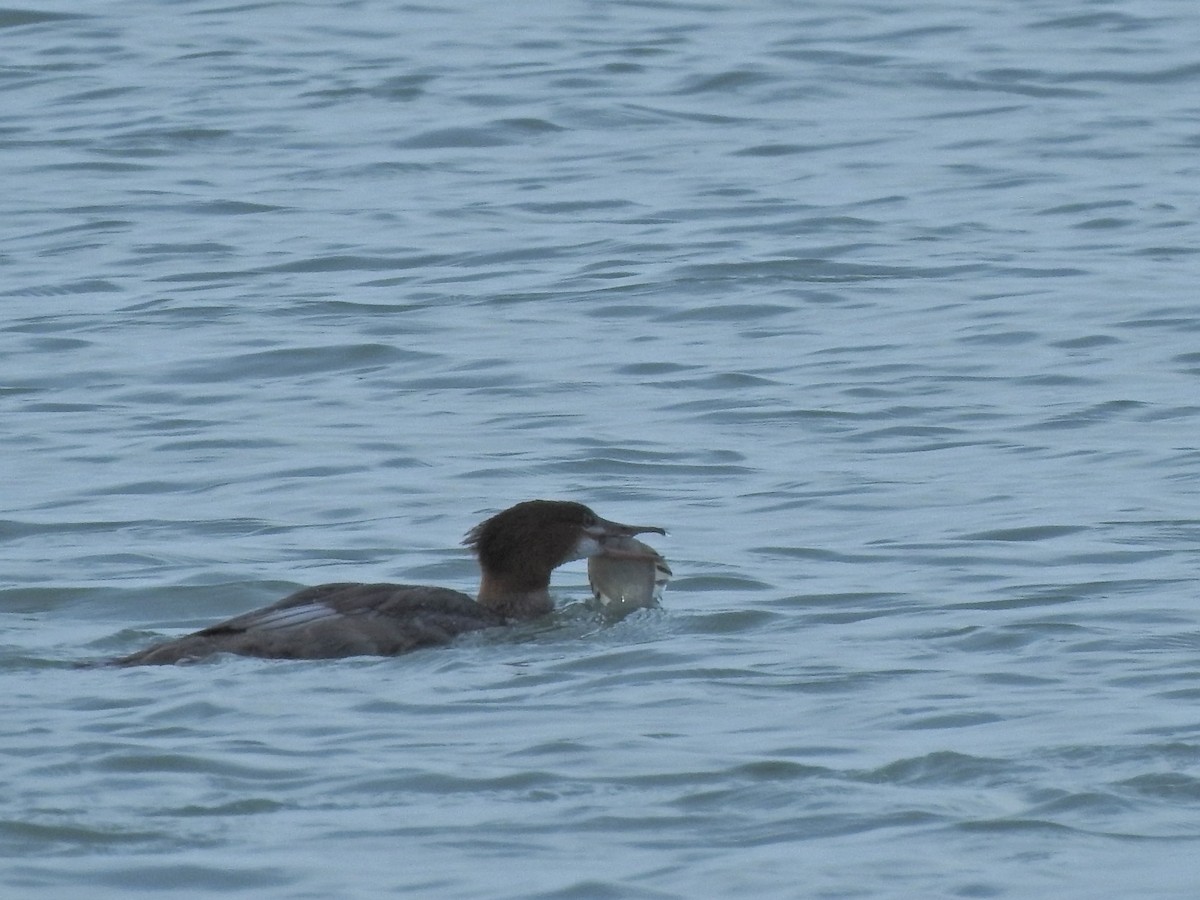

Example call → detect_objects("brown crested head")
464 500 598 591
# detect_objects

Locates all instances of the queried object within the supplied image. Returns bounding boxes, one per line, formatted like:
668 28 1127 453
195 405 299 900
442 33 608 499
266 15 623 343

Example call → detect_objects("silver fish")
587 536 671 615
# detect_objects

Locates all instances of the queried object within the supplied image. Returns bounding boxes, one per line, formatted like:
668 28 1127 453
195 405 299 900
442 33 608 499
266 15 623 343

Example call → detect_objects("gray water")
4 0 1200 897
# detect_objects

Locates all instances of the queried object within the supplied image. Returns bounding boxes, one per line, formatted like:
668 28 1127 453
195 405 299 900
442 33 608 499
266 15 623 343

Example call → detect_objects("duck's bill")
585 517 666 556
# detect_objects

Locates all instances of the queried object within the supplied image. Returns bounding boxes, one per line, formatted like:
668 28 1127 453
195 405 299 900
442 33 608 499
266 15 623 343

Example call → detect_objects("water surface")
3 1 1200 897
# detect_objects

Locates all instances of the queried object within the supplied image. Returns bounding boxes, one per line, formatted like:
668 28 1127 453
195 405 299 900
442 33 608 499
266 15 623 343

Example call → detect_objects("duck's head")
464 499 665 614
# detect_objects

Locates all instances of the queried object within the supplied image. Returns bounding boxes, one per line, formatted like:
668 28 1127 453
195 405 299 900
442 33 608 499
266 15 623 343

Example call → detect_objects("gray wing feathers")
113 583 498 665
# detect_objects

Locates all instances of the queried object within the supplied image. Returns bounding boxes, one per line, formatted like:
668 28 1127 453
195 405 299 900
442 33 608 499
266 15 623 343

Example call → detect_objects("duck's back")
113 583 502 665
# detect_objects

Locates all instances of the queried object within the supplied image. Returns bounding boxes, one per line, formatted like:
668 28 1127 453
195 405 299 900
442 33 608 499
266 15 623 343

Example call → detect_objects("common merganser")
111 500 665 666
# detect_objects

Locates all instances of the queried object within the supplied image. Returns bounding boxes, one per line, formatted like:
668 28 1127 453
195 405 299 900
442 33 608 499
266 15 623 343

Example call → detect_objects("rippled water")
4 1 1200 897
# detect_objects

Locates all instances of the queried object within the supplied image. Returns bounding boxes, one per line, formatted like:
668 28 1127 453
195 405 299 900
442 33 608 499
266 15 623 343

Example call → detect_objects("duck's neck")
477 573 555 619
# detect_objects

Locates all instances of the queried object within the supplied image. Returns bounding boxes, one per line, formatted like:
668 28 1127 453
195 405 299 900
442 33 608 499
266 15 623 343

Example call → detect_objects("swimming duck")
112 499 665 665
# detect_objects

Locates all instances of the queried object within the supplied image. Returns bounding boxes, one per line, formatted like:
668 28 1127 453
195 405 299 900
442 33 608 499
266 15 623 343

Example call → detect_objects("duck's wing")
112 583 499 666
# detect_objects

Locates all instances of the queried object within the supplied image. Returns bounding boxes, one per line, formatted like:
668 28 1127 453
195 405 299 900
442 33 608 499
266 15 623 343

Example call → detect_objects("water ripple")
5 0 1200 897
